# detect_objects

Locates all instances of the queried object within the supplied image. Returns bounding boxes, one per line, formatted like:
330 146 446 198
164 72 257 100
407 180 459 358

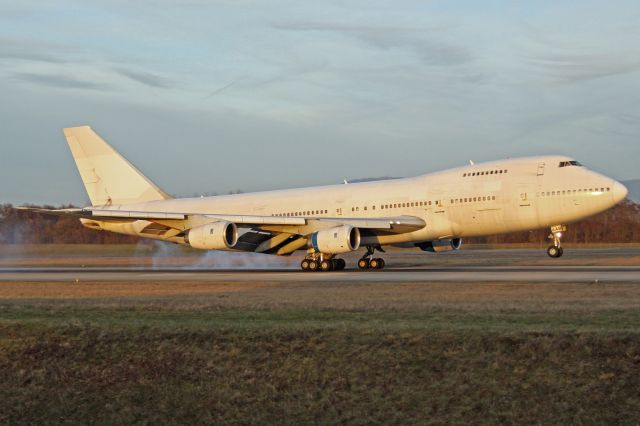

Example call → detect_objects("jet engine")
309 225 360 254
186 221 238 250
416 238 462 253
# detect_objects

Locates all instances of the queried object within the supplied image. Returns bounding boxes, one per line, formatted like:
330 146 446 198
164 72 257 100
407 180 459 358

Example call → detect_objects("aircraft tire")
358 259 370 270
320 260 333 272
547 246 561 258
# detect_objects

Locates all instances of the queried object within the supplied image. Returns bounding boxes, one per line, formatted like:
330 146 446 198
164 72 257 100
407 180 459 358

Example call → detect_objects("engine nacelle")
416 238 462 253
310 225 360 254
186 221 238 250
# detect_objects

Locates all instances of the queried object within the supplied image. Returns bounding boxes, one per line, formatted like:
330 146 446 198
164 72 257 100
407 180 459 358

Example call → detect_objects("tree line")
0 205 139 244
1 201 639 245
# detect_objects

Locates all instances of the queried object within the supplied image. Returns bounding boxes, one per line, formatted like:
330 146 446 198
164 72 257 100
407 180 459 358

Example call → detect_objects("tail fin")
63 126 172 207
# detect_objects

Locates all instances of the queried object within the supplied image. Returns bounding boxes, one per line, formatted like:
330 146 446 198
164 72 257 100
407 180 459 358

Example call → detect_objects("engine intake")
416 238 462 253
186 221 238 250
310 225 360 254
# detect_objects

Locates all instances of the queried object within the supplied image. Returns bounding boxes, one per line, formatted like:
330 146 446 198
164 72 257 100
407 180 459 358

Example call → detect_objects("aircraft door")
427 190 454 237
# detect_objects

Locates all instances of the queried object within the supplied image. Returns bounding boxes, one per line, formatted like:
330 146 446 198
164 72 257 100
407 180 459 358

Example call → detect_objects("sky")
1 0 639 205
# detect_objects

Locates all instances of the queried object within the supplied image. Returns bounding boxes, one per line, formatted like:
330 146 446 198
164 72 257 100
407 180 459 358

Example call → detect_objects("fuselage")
100 155 628 247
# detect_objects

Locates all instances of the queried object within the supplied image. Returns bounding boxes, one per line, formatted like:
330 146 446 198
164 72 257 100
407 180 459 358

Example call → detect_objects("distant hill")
623 180 640 203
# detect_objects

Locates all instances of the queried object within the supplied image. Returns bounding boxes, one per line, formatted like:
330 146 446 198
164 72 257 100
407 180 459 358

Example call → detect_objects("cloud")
526 52 640 83
114 67 172 88
272 21 471 66
0 37 69 64
13 72 111 91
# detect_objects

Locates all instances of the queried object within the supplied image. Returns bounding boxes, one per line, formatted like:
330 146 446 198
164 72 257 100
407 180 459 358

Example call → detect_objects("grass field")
1 246 640 424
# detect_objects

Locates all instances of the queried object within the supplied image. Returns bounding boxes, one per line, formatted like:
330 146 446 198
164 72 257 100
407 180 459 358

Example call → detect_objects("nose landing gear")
547 225 566 258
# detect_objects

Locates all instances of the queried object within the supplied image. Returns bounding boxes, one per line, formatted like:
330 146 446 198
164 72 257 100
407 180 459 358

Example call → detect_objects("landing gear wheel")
369 258 386 270
332 259 346 271
308 260 319 271
301 259 310 271
547 246 562 258
358 259 370 270
320 260 333 272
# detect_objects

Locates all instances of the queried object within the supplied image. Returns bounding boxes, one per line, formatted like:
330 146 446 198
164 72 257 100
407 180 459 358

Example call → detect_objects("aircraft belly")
361 227 431 246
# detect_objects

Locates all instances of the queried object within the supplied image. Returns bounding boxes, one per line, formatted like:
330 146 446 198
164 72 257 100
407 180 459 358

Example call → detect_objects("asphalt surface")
1 265 639 283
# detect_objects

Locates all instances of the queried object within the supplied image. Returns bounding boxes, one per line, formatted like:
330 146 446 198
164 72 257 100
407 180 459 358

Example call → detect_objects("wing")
17 207 425 254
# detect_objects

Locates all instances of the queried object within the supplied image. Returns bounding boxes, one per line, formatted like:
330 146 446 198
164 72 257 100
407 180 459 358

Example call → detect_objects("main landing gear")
300 253 346 272
547 225 566 258
358 245 386 270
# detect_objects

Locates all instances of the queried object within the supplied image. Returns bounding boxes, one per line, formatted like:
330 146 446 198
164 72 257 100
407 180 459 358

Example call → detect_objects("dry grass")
2 280 640 314
1 325 638 425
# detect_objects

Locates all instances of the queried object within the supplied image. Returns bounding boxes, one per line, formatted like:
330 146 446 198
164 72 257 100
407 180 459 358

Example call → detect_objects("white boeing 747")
22 126 628 271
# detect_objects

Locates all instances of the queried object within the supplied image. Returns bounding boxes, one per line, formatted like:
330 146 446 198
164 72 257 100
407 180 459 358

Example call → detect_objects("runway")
1 265 639 283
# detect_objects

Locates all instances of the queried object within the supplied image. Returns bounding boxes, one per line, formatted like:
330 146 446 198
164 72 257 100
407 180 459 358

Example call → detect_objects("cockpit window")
559 160 583 168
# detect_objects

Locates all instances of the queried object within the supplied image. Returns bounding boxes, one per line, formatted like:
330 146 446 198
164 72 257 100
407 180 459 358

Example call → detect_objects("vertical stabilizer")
63 126 171 207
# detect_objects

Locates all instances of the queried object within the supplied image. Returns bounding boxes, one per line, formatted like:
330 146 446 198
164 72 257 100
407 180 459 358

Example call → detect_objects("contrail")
202 77 243 100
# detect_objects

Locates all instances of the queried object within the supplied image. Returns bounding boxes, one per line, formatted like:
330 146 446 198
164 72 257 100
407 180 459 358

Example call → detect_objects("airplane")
21 126 629 272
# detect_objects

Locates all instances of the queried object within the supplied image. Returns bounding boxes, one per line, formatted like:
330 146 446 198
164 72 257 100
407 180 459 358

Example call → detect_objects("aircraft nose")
612 181 628 204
